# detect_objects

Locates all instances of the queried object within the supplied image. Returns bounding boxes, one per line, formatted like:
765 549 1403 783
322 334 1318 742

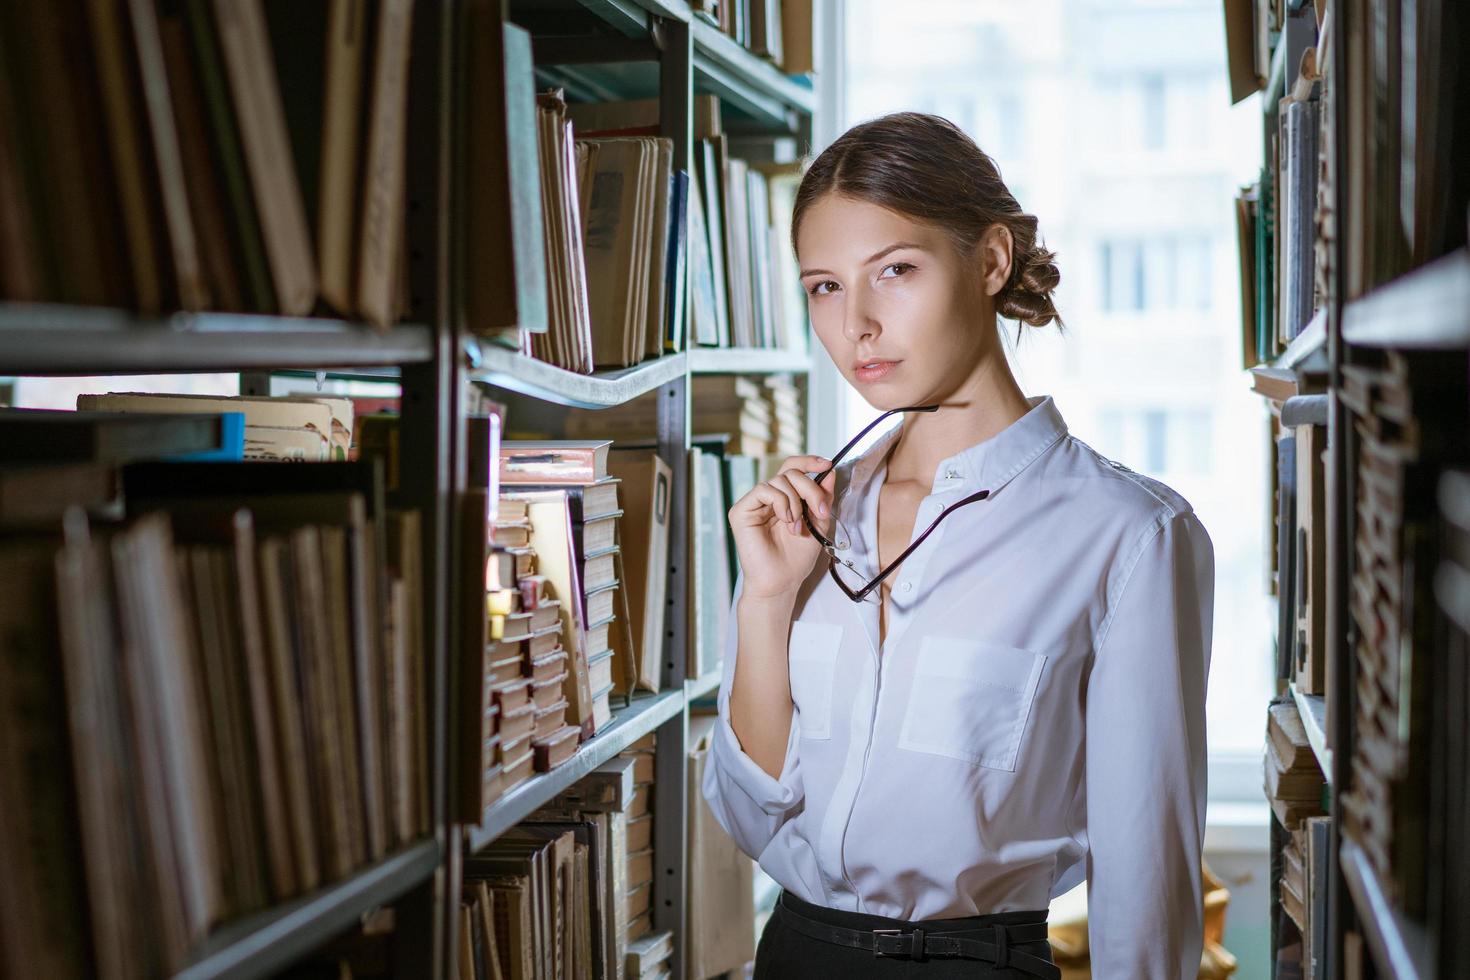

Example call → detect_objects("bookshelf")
0 0 815 978
1232 0 1470 976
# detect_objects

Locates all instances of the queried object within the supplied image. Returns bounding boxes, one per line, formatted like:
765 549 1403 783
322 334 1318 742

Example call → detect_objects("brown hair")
791 111 1066 337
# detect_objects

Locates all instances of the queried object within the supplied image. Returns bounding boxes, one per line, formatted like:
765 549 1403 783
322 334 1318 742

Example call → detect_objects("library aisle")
0 1 1464 979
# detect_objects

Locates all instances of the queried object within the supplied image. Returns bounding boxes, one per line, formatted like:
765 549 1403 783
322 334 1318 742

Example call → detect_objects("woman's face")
796 193 1008 411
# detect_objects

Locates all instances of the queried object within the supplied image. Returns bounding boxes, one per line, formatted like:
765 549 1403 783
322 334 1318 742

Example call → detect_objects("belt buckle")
871 928 906 958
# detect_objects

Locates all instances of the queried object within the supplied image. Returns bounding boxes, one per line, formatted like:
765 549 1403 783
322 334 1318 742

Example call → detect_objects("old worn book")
0 408 231 464
500 440 613 485
465 12 545 343
529 648 569 684
490 678 533 712
533 697 569 739
607 450 671 694
532 670 570 711
76 393 335 460
532 724 580 772
354 0 414 329
210 0 318 314
498 701 536 744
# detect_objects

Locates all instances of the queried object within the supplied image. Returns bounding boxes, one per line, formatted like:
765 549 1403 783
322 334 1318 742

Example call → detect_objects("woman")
701 111 1215 979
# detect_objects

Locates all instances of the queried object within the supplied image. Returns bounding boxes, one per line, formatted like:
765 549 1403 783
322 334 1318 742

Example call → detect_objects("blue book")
664 168 690 353
171 411 245 461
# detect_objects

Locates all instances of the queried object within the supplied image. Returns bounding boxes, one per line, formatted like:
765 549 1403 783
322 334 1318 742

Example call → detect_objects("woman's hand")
727 454 836 601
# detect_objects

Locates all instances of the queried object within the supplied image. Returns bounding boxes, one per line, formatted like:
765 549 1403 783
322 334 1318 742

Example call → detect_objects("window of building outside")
841 0 1273 815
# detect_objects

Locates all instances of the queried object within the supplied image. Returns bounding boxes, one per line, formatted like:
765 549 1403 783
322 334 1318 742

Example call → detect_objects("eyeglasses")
801 405 992 603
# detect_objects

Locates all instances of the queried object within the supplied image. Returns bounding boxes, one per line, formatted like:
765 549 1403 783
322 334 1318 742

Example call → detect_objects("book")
0 408 232 464
499 440 613 485
532 724 580 772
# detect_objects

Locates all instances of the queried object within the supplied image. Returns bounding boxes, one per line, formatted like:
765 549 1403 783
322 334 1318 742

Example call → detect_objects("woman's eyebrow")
799 241 926 278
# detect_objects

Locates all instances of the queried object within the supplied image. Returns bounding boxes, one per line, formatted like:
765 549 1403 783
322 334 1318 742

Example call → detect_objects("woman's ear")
977 223 1014 297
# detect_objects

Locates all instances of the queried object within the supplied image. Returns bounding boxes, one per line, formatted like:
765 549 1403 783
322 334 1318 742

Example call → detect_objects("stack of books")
0 458 427 977
565 372 806 460
619 732 658 944
1337 350 1462 915
763 374 805 457
0 1 415 325
500 439 633 738
1264 700 1326 831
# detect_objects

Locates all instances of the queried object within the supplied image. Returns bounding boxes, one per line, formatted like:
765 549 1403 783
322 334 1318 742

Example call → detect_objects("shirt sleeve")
1084 509 1215 979
700 570 805 861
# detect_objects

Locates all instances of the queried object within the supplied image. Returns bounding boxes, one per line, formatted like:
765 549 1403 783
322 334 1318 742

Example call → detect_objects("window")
1100 236 1212 312
1097 406 1213 478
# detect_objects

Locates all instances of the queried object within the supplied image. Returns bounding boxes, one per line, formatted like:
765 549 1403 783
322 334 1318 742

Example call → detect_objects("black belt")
775 891 1062 978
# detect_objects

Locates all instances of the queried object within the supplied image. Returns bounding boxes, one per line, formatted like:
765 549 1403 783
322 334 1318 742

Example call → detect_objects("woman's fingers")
733 482 795 526
764 473 811 537
782 468 833 519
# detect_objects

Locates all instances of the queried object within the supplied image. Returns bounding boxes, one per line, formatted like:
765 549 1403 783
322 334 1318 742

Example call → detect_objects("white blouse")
701 393 1215 979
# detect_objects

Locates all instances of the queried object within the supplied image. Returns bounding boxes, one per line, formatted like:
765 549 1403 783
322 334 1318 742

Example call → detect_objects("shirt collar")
847 394 1069 496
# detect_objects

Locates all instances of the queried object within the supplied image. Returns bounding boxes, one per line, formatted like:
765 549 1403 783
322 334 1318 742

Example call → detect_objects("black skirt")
753 888 1059 980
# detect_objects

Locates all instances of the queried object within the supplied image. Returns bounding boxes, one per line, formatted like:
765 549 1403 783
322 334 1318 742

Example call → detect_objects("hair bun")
997 243 1063 329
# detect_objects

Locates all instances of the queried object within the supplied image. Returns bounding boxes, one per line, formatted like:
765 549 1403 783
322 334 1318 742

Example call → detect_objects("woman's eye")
808 280 837 296
880 262 914 278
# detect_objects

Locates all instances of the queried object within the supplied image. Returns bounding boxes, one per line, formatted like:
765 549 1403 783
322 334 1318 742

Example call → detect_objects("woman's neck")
884 352 1032 488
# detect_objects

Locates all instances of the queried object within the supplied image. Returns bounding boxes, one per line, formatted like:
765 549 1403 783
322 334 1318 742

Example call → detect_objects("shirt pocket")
897 635 1046 771
787 620 843 740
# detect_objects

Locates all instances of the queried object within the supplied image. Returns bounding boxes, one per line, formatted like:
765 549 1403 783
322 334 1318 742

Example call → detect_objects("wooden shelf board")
1289 681 1332 785
466 687 685 851
1343 247 1470 348
174 839 440 980
0 304 433 375
465 341 688 408
687 345 810 375
1339 838 1434 980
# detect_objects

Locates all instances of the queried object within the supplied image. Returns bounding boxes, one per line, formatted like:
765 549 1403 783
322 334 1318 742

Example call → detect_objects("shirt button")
945 468 960 479
836 538 849 550
900 581 913 593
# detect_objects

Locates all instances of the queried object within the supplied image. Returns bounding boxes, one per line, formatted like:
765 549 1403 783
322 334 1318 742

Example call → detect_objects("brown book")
112 515 227 950
493 521 531 548
607 450 670 694
157 0 243 311
501 744 535 792
256 536 323 892
0 533 95 978
316 0 370 315
125 0 208 310
211 0 318 314
354 0 414 329
0 463 118 524
490 678 533 712
487 652 525 686
529 647 569 684
465 10 545 344
20 2 127 307
532 670 570 711
533 698 569 740
532 724 580 772
499 701 536 745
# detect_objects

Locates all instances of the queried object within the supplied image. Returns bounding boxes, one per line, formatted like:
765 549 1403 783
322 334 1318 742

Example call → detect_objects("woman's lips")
853 359 900 383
